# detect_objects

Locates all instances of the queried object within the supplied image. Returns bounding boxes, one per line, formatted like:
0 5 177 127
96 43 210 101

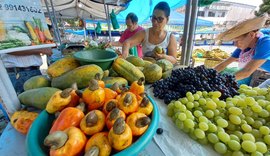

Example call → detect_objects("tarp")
117 0 187 24
41 0 130 19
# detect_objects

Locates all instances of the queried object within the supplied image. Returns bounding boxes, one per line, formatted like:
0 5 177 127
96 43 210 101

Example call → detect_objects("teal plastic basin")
26 94 160 156
73 49 118 70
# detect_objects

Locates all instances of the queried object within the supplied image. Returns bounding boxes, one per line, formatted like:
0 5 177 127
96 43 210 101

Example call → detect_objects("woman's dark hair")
126 13 138 24
47 24 53 31
154 1 170 17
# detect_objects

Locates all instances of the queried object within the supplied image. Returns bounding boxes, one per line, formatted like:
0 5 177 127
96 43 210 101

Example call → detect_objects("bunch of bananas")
193 48 229 59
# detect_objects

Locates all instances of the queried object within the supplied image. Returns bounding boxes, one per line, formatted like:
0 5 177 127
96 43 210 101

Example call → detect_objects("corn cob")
0 21 6 41
24 21 40 44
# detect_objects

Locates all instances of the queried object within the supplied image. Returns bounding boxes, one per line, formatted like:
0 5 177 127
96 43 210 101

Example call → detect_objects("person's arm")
8 48 52 56
122 31 145 59
111 41 123 47
235 59 266 80
214 57 237 72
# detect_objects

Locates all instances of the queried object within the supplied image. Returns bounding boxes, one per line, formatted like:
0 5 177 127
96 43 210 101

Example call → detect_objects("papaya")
143 64 162 83
126 56 145 67
47 57 80 78
136 66 144 72
162 70 172 79
102 77 128 86
109 68 119 77
143 60 152 67
156 59 173 72
18 87 60 109
143 57 156 63
23 75 51 91
112 58 144 84
51 64 103 90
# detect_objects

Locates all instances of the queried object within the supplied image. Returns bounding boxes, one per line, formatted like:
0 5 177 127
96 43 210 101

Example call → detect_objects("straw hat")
216 14 269 41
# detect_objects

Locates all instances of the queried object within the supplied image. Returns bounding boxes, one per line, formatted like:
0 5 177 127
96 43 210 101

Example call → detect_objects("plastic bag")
110 9 120 30
95 22 102 34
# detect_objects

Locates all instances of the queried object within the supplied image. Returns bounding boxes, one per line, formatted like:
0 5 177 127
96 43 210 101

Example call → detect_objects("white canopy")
41 0 129 19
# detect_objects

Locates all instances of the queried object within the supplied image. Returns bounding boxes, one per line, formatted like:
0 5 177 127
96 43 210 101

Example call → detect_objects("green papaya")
23 75 51 91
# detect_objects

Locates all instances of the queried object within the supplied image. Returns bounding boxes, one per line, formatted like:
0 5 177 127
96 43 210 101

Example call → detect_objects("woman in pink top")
108 13 144 58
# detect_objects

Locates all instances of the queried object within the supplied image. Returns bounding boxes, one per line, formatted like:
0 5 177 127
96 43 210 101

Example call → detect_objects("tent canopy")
143 11 214 27
41 0 130 19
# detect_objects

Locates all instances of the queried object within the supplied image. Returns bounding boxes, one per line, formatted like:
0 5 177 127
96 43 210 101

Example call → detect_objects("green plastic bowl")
73 49 118 70
26 94 159 156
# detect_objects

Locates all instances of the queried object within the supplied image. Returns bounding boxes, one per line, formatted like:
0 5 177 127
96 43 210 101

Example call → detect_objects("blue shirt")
231 35 270 72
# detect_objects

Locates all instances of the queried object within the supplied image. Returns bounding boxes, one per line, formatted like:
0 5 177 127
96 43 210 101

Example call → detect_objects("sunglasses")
150 15 165 23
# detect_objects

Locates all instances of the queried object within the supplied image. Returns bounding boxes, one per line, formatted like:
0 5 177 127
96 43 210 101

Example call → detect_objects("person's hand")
154 52 165 60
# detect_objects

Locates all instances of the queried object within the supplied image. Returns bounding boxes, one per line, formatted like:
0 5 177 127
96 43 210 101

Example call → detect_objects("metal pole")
185 0 199 66
49 0 62 45
103 2 111 41
106 4 112 41
180 0 192 65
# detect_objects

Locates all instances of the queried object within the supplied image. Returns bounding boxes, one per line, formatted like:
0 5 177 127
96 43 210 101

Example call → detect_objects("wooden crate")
250 69 270 87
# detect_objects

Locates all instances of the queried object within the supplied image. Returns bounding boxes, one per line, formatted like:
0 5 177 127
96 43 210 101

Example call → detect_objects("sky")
222 0 263 7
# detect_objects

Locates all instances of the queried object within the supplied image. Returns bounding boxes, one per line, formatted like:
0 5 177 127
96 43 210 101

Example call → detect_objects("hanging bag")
95 22 102 34
110 9 120 30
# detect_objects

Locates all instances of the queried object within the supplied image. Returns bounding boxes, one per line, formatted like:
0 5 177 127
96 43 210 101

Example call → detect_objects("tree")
255 0 270 16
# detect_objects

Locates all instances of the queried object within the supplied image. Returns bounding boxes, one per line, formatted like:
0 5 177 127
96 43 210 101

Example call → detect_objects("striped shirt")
0 54 42 68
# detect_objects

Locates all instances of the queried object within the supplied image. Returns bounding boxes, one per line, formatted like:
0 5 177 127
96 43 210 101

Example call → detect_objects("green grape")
233 131 243 139
213 109 220 116
239 114 245 119
226 101 234 109
246 116 255 125
208 123 217 132
251 151 263 156
185 110 194 120
212 97 219 103
202 91 208 97
263 135 270 145
230 134 240 142
207 133 219 144
199 122 209 131
229 114 241 125
216 118 228 128
243 108 253 116
218 131 230 143
232 151 244 156
196 91 202 96
228 140 241 151
266 105 270 112
229 107 242 115
252 120 263 129
241 123 252 133
173 108 181 114
214 116 222 121
184 119 195 129
224 151 233 156
180 97 188 104
194 128 205 139
255 142 267 154
178 112 187 121
251 104 262 113
226 97 233 101
212 91 222 98
205 110 214 118
193 94 200 101
186 92 193 97
179 104 187 112
187 95 194 102
198 98 206 105
217 126 225 132
257 88 268 95
227 122 236 131
257 99 267 107
193 101 200 108
259 126 270 135
168 102 175 109
258 109 269 118
198 137 208 145
257 118 266 124
245 97 256 106
231 98 239 105
242 140 257 153
199 116 208 123
214 142 227 154
242 133 255 142
217 101 226 108
237 98 246 107
167 109 174 117
251 129 262 139
183 127 190 133
175 119 184 129
193 110 203 118
206 100 217 110
174 101 182 108
240 84 249 89
186 102 194 109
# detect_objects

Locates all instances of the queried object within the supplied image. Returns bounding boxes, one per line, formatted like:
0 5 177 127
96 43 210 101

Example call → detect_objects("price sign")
0 0 54 50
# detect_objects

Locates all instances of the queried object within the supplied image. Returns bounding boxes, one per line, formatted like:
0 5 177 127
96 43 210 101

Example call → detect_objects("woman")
107 13 144 57
214 15 270 84
121 2 177 64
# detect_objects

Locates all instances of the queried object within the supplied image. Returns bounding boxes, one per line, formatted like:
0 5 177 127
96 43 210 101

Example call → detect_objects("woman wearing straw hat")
214 14 270 85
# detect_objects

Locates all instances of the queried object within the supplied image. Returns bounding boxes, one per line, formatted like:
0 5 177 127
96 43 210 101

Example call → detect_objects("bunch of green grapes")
167 85 270 155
